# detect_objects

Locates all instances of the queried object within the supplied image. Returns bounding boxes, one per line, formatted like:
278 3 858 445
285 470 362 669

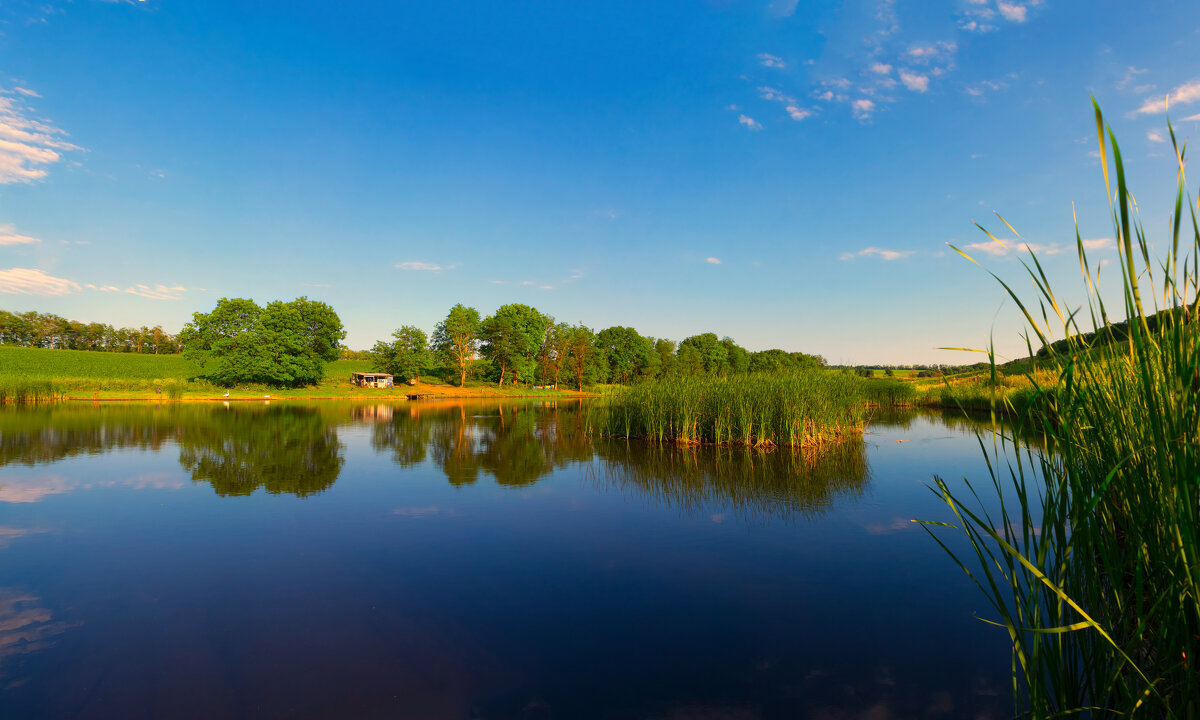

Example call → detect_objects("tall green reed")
921 102 1200 718
592 370 869 448
0 378 65 404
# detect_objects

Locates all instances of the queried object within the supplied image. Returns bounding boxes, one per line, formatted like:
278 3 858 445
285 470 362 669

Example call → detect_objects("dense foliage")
179 297 345 387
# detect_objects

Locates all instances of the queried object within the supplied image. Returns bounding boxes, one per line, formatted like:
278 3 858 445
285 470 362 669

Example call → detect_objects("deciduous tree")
480 304 550 387
179 297 344 387
432 304 481 387
372 325 432 383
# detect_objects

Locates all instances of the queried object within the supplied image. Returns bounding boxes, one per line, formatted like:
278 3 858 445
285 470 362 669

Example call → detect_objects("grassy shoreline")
0 345 594 403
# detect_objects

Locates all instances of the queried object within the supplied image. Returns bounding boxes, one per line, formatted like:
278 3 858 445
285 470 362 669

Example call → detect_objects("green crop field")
0 345 385 401
0 345 198 381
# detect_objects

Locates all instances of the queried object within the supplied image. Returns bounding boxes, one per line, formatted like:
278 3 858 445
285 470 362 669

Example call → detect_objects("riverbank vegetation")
591 371 870 448
922 106 1200 717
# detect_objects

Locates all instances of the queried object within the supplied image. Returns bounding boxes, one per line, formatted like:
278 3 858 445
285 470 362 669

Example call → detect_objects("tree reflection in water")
0 400 905 512
0 404 174 467
595 438 870 521
368 401 593 487
179 405 344 497
364 399 870 521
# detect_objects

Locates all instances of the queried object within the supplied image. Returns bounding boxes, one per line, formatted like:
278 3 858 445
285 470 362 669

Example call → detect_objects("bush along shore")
920 104 1200 717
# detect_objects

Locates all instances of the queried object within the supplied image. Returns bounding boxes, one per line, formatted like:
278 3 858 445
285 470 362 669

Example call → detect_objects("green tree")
179 296 344 387
179 298 268 386
654 338 678 377
537 321 573 387
432 304 481 387
480 304 550 387
720 336 749 375
372 325 432 383
678 333 729 375
596 326 653 384
564 323 602 391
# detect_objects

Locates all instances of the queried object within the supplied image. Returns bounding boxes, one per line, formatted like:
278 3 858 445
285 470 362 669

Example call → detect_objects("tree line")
369 302 827 388
1 300 828 390
0 310 180 354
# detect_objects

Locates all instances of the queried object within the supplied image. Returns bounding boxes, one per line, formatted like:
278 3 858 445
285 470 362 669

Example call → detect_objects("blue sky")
0 0 1197 364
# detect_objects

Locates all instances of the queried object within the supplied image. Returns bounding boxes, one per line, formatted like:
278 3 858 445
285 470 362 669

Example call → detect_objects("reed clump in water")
0 378 65 404
922 103 1200 717
593 370 868 448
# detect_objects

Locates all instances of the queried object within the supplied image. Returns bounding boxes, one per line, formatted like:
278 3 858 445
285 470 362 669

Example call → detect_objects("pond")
0 400 1014 719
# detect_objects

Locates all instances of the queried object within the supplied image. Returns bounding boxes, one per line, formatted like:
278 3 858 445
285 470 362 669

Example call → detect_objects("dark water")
0 400 1013 719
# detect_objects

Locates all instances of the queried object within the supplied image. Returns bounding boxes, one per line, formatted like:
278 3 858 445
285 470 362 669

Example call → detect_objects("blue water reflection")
0 401 1010 719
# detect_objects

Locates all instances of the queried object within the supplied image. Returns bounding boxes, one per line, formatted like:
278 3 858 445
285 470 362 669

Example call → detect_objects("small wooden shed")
351 372 394 388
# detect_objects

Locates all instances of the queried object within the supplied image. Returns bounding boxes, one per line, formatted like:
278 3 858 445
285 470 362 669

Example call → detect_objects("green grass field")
0 345 578 401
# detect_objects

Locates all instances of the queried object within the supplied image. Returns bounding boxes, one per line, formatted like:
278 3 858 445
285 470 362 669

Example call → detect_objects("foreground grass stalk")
922 103 1200 718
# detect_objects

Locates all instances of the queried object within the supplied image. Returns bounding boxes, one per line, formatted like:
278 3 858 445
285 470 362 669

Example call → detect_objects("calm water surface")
0 400 1012 719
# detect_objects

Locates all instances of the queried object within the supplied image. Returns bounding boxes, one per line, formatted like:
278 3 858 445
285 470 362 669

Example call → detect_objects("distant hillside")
1035 307 1185 358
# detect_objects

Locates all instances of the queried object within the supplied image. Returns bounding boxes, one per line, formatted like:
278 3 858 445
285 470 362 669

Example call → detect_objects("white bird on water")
223 392 230 397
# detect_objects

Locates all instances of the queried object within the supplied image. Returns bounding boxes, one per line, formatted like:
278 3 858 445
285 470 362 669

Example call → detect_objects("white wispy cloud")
706 257 722 265
738 114 763 130
395 261 444 271
964 240 1063 256
758 53 786 69
785 105 813 121
1116 66 1149 91
996 1 1027 22
899 70 929 92
0 224 40 245
839 247 913 261
1082 237 1114 250
0 88 81 184
965 77 1012 98
123 284 187 300
1137 79 1200 115
758 86 797 104
1181 112 1200 122
1147 129 1166 143
0 267 80 295
569 270 584 280
907 41 956 64
742 3 1033 124
851 98 876 121
960 20 997 32
767 0 799 18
